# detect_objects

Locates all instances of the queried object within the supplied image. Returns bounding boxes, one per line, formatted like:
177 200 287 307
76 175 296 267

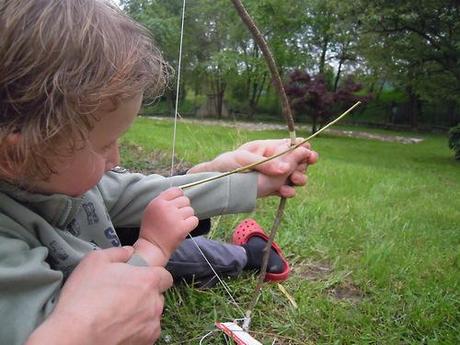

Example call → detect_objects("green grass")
121 117 460 344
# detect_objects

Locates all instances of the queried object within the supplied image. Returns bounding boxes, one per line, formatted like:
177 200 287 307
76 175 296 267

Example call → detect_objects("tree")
285 71 332 133
355 0 460 126
286 70 370 133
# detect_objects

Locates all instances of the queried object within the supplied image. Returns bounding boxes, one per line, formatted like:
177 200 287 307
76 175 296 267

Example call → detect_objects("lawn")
121 117 460 345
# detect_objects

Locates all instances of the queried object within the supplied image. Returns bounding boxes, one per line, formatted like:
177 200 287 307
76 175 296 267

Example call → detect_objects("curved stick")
230 0 296 332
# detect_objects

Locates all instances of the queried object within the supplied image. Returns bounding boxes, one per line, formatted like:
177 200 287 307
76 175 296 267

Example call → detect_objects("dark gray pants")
167 236 247 288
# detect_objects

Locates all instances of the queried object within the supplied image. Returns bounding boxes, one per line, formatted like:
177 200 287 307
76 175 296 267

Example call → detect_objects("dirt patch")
329 282 365 303
327 128 423 144
147 116 424 144
119 142 192 175
294 261 365 303
294 261 333 281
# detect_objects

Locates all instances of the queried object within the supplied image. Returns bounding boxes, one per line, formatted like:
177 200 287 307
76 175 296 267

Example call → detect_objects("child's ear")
0 131 22 180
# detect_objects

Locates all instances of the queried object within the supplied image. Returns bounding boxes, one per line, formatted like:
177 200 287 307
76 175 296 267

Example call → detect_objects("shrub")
448 124 460 160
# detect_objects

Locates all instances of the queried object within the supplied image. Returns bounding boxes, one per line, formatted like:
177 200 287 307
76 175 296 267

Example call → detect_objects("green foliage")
141 99 198 117
355 0 460 104
378 89 408 104
351 89 408 124
121 0 460 127
448 124 460 160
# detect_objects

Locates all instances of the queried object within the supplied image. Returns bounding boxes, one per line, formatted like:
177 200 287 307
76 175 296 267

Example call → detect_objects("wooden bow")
229 0 297 332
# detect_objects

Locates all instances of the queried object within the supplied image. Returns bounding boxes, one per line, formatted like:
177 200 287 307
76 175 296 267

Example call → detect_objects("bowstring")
170 0 186 177
170 0 245 316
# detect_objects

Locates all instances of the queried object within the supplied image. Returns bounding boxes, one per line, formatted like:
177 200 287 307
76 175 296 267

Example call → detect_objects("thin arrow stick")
179 101 360 190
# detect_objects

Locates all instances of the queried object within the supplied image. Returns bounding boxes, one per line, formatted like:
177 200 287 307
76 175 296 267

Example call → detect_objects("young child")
0 1 317 344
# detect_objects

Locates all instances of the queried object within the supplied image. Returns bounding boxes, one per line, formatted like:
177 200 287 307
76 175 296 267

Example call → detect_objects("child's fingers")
160 187 184 200
179 206 195 220
183 216 199 232
172 196 191 208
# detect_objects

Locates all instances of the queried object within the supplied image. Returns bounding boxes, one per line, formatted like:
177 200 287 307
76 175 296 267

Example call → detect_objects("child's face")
33 94 143 196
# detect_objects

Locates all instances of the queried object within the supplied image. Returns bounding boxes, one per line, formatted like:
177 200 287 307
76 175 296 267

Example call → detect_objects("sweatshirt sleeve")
0 230 62 345
97 170 258 228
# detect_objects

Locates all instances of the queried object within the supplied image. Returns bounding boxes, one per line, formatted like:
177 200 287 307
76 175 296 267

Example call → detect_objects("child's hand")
136 187 198 266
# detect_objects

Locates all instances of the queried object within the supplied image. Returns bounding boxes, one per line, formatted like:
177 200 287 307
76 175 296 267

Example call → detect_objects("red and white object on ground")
215 322 263 345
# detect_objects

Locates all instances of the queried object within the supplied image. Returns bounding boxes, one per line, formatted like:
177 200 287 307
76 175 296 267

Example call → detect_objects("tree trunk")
447 101 459 126
319 37 329 74
407 87 419 128
254 73 267 109
248 72 267 118
333 58 343 91
334 40 351 91
194 78 201 117
216 79 226 119
249 80 258 119
311 113 318 134
374 79 386 101
167 89 175 116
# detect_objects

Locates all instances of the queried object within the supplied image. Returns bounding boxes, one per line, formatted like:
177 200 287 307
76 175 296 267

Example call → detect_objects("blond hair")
0 0 169 181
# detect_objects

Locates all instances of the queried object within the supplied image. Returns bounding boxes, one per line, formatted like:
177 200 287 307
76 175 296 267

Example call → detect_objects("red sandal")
232 218 290 282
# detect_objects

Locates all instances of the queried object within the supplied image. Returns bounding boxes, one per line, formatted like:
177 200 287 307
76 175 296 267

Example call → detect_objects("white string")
170 0 245 329
186 234 245 316
171 0 187 177
198 330 215 345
